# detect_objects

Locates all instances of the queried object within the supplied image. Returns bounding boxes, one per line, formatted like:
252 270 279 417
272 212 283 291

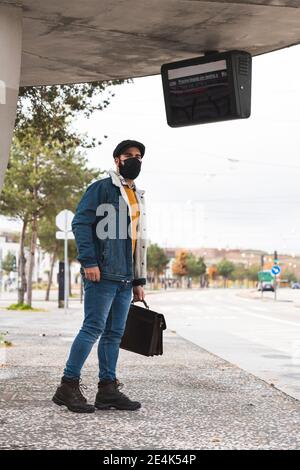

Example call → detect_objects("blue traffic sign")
271 265 281 276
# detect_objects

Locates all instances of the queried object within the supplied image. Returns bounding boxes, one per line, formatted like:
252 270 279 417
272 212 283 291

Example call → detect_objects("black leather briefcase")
120 299 167 356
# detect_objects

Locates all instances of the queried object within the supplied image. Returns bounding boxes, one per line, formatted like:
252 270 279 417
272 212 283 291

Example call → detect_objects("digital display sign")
161 51 251 127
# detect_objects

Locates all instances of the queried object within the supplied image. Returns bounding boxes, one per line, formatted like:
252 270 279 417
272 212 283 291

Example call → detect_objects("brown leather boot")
52 376 95 413
95 378 141 411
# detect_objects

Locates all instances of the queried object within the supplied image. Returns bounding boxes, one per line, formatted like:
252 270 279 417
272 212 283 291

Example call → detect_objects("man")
52 139 147 413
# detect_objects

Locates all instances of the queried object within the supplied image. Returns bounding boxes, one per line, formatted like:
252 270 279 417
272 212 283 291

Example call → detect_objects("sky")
73 44 300 255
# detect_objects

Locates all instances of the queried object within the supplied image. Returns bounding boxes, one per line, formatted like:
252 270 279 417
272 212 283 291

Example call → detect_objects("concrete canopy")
2 0 300 87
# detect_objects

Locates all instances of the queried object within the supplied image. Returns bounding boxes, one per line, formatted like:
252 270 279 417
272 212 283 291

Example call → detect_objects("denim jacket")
72 169 147 286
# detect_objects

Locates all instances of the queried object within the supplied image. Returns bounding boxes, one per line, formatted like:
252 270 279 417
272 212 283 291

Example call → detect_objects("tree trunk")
26 214 38 307
45 249 57 301
18 218 28 304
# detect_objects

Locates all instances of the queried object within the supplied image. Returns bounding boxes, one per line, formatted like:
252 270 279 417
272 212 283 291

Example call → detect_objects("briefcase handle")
131 298 150 309
131 298 167 331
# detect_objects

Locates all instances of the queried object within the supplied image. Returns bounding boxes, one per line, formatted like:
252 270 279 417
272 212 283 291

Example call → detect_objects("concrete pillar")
0 5 22 194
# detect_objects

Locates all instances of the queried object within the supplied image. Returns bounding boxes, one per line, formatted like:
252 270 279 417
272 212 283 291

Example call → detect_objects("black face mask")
119 158 142 179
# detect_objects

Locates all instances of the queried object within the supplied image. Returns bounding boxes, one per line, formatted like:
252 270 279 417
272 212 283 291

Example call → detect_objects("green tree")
186 254 207 288
16 81 128 148
217 258 235 288
2 252 16 274
0 136 34 303
246 264 261 282
283 270 298 284
231 263 248 286
147 243 169 288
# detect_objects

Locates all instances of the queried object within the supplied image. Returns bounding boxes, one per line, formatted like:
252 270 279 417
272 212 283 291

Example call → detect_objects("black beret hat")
113 140 145 159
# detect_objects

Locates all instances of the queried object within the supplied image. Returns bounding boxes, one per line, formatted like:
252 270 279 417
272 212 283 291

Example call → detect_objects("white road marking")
230 310 300 328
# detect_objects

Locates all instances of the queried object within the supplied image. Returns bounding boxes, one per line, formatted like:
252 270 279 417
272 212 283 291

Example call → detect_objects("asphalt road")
147 288 300 401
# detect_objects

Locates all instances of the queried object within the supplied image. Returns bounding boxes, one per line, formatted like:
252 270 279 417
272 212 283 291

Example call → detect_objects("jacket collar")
108 168 145 196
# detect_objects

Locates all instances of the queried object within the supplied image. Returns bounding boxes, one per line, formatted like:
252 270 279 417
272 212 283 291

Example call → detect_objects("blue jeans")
63 277 133 381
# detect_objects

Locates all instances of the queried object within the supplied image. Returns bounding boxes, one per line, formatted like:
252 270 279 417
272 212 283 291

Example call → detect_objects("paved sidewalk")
0 301 300 450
